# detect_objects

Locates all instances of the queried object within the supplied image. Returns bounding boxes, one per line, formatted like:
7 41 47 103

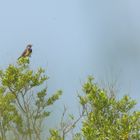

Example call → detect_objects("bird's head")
27 44 32 49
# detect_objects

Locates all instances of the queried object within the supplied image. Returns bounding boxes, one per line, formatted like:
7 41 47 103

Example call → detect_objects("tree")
78 76 140 140
48 76 140 140
0 58 62 140
0 57 140 140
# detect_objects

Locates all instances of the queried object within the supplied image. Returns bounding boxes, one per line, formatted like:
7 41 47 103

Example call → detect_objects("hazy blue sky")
0 0 140 134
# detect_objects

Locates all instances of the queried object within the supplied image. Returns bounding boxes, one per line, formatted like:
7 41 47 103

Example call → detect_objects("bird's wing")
18 48 32 60
21 48 28 57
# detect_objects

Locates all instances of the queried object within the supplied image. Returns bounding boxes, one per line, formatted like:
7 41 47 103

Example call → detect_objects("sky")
0 0 140 136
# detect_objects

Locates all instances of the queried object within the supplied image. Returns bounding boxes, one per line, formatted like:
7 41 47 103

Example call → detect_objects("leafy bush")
0 58 62 140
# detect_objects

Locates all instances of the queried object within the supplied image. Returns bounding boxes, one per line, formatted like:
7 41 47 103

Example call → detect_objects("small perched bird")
18 44 32 59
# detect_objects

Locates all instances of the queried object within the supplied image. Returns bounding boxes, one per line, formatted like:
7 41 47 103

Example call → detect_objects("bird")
18 44 32 60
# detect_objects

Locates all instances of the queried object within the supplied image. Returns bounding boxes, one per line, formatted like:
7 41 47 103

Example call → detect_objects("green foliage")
78 77 140 140
72 133 83 140
48 129 63 140
46 90 62 106
0 57 140 140
0 86 21 140
0 58 61 140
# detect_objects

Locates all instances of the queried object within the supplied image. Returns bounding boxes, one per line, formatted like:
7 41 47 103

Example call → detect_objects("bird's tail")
18 56 22 60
